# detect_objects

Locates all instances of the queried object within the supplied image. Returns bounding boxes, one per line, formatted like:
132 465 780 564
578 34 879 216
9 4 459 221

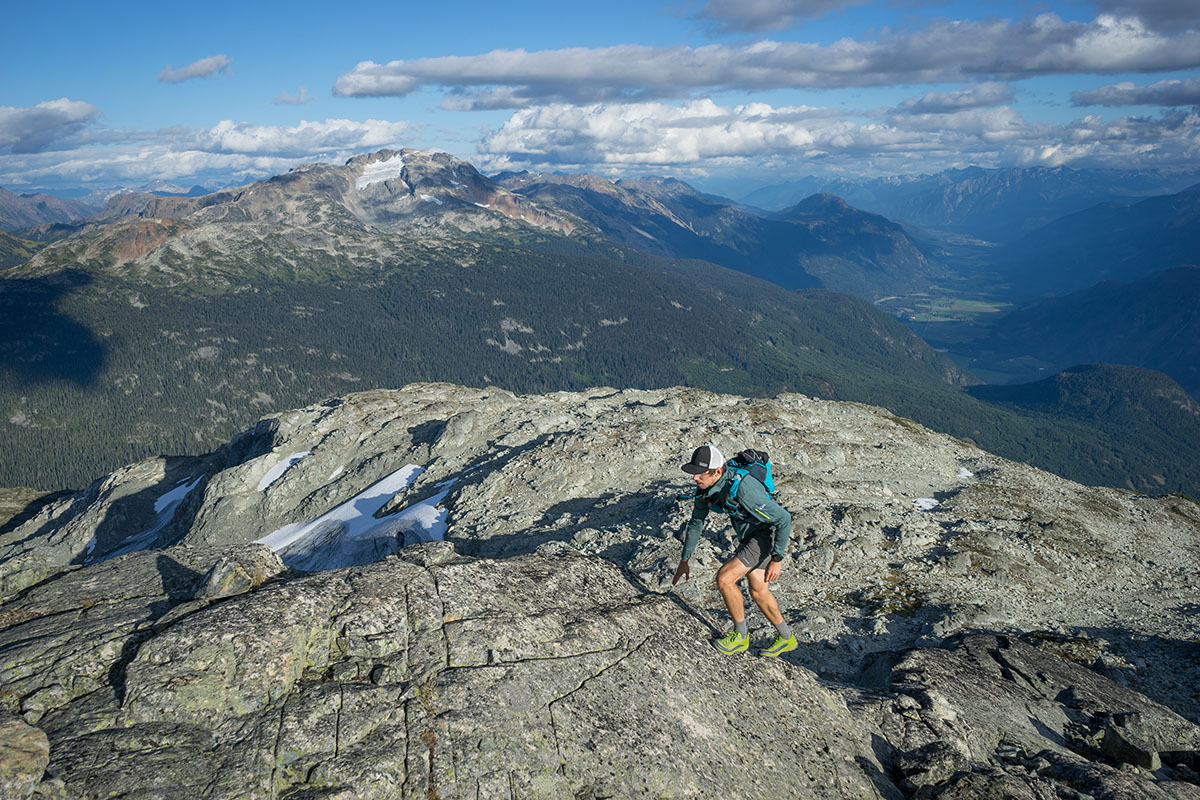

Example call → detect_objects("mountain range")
496 171 943 298
0 182 237 233
0 187 95 232
1 149 977 490
992 186 1200 301
741 164 1200 243
2 149 1198 496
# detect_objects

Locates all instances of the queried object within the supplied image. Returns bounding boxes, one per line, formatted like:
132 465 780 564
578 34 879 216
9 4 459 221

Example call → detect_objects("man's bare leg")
715 557 753 624
746 568 784 626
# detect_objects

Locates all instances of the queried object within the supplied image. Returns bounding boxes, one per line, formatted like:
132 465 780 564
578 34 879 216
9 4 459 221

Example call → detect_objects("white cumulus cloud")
158 54 233 84
196 118 414 156
473 96 1200 178
334 15 1200 106
479 99 918 171
0 99 101 154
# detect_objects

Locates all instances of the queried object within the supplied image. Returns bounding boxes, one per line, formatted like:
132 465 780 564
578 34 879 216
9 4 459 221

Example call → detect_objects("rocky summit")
1 383 1199 799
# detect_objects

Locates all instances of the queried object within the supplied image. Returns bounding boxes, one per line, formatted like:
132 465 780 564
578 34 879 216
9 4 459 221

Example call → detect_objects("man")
672 444 797 657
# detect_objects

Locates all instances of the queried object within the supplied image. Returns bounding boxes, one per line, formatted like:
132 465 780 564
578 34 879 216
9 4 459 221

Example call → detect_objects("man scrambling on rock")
672 444 797 657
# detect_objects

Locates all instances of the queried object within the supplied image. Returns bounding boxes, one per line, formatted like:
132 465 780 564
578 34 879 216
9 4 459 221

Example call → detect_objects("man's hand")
765 559 782 583
672 559 690 585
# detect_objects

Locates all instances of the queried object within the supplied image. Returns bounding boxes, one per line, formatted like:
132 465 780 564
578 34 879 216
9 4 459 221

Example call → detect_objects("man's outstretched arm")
673 499 709 584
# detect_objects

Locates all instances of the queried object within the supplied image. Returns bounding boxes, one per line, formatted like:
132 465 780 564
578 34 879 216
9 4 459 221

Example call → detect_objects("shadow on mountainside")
0 270 106 387
449 486 677 562
1066 626 1200 726
52 458 209 567
109 553 204 704
0 489 74 538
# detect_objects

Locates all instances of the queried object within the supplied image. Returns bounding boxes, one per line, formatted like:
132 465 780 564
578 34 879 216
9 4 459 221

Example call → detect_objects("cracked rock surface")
3 544 886 799
1 383 1199 798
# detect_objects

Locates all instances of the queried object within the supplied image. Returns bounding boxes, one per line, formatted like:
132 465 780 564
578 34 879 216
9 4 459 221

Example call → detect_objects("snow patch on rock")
255 464 451 571
257 451 311 492
355 154 405 190
94 475 205 562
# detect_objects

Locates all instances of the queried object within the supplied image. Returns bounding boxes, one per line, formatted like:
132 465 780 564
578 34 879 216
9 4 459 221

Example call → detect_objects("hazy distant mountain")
742 165 1200 243
993 186 1200 301
76 181 225 209
773 194 940 297
966 266 1200 398
742 175 878 214
968 364 1200 494
142 181 210 197
0 187 96 232
498 172 942 299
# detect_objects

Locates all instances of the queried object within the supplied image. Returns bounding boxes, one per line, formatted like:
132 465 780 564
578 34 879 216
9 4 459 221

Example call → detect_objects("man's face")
693 467 723 491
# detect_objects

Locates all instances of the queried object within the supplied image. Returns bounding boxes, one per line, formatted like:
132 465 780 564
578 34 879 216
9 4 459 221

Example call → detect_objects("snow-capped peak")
355 154 406 190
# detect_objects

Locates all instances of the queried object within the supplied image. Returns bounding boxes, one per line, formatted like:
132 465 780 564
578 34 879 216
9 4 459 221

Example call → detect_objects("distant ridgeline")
963 267 1200 399
1 151 1198 497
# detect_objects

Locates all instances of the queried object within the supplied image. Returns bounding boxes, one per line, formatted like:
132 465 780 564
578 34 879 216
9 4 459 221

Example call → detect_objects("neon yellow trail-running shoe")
715 630 750 655
761 634 798 657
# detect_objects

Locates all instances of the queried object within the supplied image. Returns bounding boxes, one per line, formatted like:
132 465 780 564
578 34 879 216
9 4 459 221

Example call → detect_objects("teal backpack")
711 449 776 517
678 448 777 515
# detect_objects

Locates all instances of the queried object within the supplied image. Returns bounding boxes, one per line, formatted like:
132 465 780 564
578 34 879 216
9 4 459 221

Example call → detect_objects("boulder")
0 715 49 800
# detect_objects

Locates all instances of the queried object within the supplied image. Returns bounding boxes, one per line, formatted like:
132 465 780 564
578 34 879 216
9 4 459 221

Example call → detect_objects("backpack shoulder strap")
728 469 745 499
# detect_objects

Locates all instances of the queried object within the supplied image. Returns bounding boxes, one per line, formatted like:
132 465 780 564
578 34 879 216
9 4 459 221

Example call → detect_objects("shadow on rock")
105 555 203 705
151 554 204 608
451 485 675 562
70 458 209 567
1046 626 1200 726
0 490 74 538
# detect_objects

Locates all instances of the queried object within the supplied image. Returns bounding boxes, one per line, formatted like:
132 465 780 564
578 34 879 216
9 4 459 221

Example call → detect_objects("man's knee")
716 563 742 591
749 581 772 603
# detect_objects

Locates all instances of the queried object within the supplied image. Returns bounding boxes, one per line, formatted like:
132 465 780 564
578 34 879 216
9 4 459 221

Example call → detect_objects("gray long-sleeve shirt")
680 469 792 561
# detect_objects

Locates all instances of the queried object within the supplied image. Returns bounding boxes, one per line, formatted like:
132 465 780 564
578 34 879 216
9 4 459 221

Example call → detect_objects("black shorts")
733 529 773 572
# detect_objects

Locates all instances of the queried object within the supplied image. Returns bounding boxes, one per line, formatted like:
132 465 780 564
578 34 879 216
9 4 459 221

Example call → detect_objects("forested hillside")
1 234 966 489
969 365 1200 493
0 231 42 268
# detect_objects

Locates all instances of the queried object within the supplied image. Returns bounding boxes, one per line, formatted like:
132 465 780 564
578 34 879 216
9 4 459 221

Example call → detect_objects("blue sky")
2 0 1198 196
